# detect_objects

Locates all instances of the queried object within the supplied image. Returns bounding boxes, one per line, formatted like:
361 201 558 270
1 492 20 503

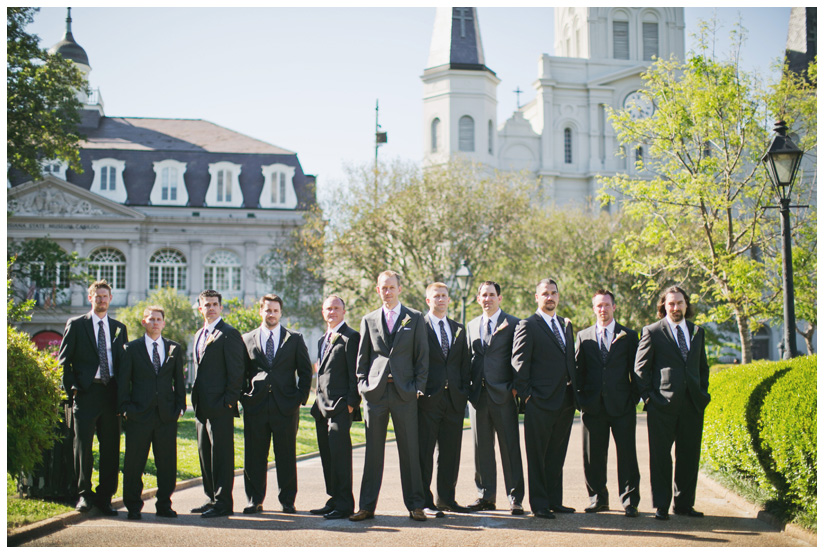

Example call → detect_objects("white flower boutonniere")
691 324 701 342
205 333 217 347
113 327 122 342
400 315 411 328
613 330 627 344
329 332 341 344
495 321 508 333
453 327 462 341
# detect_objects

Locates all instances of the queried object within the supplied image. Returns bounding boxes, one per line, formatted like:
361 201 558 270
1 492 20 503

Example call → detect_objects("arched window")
613 19 630 60
459 116 475 152
203 250 241 293
89 248 126 290
431 118 440 153
150 160 189 206
149 249 187 291
643 21 659 60
488 120 494 154
564 128 573 164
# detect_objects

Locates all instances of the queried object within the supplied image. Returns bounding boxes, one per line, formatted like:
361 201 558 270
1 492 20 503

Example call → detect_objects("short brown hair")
142 305 166 320
323 295 346 310
199 289 222 305
259 294 283 310
477 280 500 296
657 286 694 319
425 282 449 296
537 278 559 292
87 280 112 296
592 289 615 305
377 270 401 287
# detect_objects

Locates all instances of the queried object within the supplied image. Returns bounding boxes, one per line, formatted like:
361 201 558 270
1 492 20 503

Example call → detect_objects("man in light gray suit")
350 270 430 522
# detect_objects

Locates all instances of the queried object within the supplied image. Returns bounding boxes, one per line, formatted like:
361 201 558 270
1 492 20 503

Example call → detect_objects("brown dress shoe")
409 508 427 521
349 509 375 521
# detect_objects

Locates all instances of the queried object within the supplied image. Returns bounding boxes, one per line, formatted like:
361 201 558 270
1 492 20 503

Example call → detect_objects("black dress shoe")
324 509 353 520
534 508 556 519
127 511 141 520
510 502 525 516
584 501 609 513
624 506 639 518
655 508 670 520
436 502 471 513
201 506 233 518
409 508 427 521
467 499 496 511
310 503 335 515
674 507 704 517
281 504 296 514
549 504 575 514
423 507 445 518
156 508 178 518
190 502 215 514
97 502 118 516
76 498 93 513
243 503 264 514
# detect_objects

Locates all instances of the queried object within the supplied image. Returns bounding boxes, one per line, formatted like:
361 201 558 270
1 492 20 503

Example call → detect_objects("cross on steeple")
514 86 523 109
453 7 472 38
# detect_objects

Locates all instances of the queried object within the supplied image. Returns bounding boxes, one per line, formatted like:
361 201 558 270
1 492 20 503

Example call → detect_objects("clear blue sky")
28 6 791 203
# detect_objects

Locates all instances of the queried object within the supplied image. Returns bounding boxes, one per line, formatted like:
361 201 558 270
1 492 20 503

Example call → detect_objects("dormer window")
205 162 243 207
41 159 68 180
150 160 188 206
91 158 127 203
259 163 297 209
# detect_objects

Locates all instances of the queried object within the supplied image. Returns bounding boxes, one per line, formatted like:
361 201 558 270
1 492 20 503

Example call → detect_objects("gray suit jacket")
467 311 521 406
356 305 429 403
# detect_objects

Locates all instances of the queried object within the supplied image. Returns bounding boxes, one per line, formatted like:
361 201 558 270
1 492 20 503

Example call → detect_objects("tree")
599 27 817 363
221 297 262 334
115 288 201 351
7 7 87 180
7 237 90 309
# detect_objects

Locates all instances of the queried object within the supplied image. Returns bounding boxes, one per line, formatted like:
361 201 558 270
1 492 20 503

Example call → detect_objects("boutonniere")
495 321 508 333
691 325 701 342
400 315 411 328
168 345 176 356
205 332 217 346
564 317 572 328
113 327 122 341
453 327 461 341
613 330 627 343
329 332 341 344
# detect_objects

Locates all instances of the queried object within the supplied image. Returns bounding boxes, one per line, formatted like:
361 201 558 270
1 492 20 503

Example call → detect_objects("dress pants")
581 405 640 508
646 391 704 511
243 405 300 507
523 386 575 512
418 389 465 508
123 410 177 512
315 410 355 513
196 413 235 511
72 381 120 504
468 387 524 504
359 381 425 512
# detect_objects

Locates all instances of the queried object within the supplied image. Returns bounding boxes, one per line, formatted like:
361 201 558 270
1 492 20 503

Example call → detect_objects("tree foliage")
599 25 817 363
221 297 262 334
7 237 90 308
7 7 87 180
115 288 201 351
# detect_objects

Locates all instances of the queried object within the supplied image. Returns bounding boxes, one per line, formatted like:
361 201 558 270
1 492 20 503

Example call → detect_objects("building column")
189 240 203 301
70 238 85 307
128 239 144 305
243 240 257 304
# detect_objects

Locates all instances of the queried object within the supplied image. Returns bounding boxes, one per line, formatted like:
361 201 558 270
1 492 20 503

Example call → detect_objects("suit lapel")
138 338 154 369
83 315 97 352
537 313 564 353
271 327 290 365
660 319 684 359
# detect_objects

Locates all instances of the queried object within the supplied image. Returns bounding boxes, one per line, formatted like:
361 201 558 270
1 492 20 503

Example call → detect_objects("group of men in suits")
59 276 709 523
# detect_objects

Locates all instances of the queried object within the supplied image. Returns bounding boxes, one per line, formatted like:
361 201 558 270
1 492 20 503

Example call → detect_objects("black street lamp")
454 260 473 328
761 120 804 359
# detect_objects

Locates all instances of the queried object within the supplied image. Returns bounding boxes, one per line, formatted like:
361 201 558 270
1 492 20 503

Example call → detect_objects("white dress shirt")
259 323 281 358
595 320 616 351
537 310 566 347
144 334 165 363
481 308 502 340
428 312 452 349
91 313 113 379
666 317 690 353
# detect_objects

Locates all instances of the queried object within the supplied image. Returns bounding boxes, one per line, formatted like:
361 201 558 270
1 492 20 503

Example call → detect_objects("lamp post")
761 120 804 359
454 260 473 328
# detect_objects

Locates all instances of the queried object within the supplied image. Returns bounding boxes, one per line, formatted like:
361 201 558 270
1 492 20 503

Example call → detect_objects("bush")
7 325 63 477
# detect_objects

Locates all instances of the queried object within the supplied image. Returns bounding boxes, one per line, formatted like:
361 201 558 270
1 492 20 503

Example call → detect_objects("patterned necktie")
98 321 110 384
439 320 449 359
152 341 161 374
386 310 395 333
550 317 566 354
600 328 609 363
266 331 275 365
482 318 493 353
676 325 689 361
197 327 208 362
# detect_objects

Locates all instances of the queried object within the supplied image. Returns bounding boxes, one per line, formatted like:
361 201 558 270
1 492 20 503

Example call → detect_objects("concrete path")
16 416 814 547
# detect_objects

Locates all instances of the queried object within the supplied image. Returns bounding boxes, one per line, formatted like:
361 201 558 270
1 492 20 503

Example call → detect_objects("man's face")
89 287 112 315
142 311 166 337
198 296 222 324
376 274 401 309
592 294 615 326
260 300 282 329
322 297 345 330
476 284 502 316
665 292 687 323
426 287 450 318
536 282 559 315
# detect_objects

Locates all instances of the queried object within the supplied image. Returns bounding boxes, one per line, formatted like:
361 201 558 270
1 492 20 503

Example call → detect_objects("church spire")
425 7 494 74
49 7 90 67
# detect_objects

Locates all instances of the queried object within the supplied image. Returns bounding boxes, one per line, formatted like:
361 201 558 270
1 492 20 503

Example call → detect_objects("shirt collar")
144 334 164 351
202 317 222 333
666 316 689 337
91 313 109 328
384 303 402 318
326 321 345 335
428 312 449 329
596 320 616 336
483 309 502 326
261 323 281 339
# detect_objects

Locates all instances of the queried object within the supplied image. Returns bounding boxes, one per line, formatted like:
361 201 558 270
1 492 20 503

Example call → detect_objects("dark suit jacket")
118 336 186 423
575 322 639 417
58 312 128 394
311 323 361 420
241 326 312 417
512 313 577 411
191 318 244 422
423 316 470 412
467 311 521 406
634 318 711 414
356 305 429 404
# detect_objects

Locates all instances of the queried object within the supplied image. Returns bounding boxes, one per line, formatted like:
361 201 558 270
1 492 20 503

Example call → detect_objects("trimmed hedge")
703 355 816 525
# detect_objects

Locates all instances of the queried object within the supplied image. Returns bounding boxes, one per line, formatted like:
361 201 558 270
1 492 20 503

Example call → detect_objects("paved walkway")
16 416 814 547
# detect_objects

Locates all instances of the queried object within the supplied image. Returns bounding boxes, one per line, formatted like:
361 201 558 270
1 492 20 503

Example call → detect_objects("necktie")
320 333 330 360
550 317 566 354
98 321 110 384
600 328 609 363
266 331 275 365
483 318 493 352
439 320 449 359
197 327 208 362
386 310 395 333
152 341 161 374
676 325 689 361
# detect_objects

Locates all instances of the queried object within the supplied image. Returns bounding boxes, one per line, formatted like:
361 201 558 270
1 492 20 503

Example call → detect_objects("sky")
27 5 792 205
